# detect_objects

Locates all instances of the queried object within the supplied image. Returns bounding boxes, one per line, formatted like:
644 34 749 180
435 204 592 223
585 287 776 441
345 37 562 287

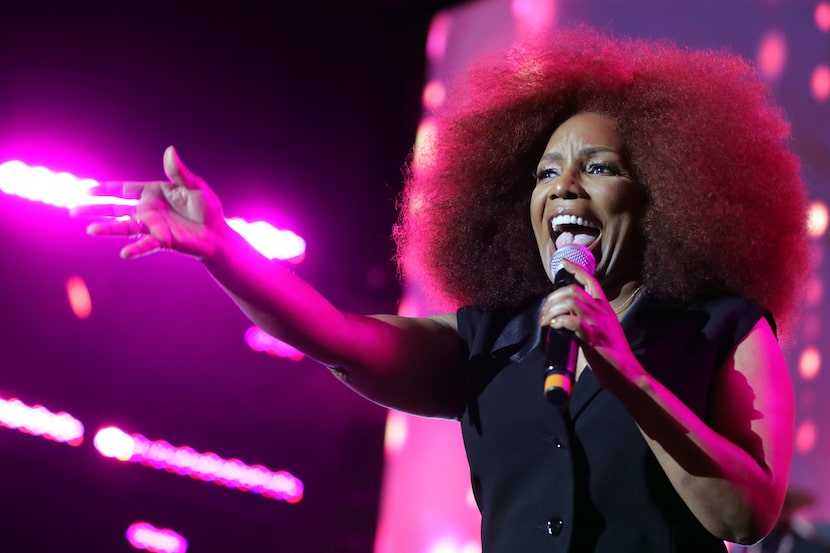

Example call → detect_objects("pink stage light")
226 217 306 263
244 325 305 360
426 13 452 62
126 522 188 553
756 30 787 81
422 80 447 111
512 0 558 37
0 161 307 262
813 64 830 102
0 396 85 446
799 347 822 381
808 200 829 238
796 420 817 454
66 274 93 319
817 2 830 32
0 160 133 209
94 426 303 502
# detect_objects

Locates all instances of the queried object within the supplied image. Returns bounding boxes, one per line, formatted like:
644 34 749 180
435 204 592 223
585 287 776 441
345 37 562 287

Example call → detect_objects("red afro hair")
394 27 809 332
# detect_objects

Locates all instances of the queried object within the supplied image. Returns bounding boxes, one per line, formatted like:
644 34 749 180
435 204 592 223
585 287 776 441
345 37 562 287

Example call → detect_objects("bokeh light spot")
816 2 830 31
427 13 453 62
66 274 92 319
423 80 447 111
812 65 830 101
795 420 817 454
126 522 188 553
226 218 306 263
808 200 829 238
94 426 136 461
384 410 408 456
756 30 787 81
804 275 823 306
512 0 558 37
0 396 85 446
799 347 821 381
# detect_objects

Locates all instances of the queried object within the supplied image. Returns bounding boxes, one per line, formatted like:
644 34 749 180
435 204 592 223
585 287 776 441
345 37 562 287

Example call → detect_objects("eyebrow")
539 146 619 162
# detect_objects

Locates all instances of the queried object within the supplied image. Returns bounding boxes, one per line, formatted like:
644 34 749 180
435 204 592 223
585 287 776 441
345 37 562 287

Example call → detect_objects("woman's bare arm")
84 146 467 418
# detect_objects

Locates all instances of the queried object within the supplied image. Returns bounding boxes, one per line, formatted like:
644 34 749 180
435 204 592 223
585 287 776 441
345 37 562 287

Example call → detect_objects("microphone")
543 244 596 405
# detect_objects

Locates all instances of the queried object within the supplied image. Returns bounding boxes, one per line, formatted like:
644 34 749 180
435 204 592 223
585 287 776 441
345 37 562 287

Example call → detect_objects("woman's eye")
586 162 616 175
535 167 560 181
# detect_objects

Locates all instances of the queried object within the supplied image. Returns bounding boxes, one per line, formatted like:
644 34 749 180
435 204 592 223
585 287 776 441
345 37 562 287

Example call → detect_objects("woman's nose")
550 168 584 200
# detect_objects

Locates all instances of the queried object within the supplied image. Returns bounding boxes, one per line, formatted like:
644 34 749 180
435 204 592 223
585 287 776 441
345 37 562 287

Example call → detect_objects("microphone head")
550 244 596 276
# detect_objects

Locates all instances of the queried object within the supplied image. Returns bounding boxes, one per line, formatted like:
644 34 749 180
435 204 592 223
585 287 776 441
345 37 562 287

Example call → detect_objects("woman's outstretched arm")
84 146 467 419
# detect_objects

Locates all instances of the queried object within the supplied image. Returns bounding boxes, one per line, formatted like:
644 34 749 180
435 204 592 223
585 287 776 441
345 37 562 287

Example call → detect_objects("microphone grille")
550 244 596 276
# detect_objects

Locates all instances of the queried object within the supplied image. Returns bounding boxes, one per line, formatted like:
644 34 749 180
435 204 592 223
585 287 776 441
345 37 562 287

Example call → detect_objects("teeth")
550 214 597 231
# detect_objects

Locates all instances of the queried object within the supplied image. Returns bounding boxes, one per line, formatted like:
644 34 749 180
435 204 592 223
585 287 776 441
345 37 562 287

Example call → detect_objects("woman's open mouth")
550 214 600 250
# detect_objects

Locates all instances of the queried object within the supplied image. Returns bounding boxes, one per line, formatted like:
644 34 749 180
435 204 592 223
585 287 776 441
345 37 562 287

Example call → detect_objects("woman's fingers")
70 203 137 219
561 258 607 302
163 146 204 190
84 180 161 200
120 234 165 259
541 286 592 325
86 215 145 237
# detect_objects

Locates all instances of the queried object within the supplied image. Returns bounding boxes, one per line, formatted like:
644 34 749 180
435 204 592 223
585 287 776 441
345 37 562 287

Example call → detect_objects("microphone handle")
544 327 578 404
544 268 580 405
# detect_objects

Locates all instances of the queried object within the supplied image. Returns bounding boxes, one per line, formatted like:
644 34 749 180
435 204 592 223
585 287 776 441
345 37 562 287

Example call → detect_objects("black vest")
457 291 769 553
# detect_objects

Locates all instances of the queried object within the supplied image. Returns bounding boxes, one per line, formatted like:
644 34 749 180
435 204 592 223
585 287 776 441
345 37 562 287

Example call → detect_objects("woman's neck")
609 280 644 318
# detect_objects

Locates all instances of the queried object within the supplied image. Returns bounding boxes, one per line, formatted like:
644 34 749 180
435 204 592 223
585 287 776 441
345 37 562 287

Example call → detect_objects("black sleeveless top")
456 290 770 553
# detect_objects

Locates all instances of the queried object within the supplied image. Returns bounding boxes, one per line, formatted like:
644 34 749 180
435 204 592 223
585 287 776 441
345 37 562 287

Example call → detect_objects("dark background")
0 1 462 551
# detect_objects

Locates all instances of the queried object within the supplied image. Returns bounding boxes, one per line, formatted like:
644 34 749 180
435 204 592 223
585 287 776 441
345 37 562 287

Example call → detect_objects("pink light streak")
94 426 303 502
0 396 85 446
0 160 133 209
126 522 188 553
244 325 305 360
226 217 306 263
0 161 307 262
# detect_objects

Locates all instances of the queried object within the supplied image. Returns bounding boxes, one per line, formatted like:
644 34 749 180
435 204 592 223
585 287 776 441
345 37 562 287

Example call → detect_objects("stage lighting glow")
94 425 136 460
244 325 305 360
384 410 408 456
226 217 306 263
413 118 437 175
817 2 830 32
66 274 92 319
0 160 133 208
812 64 830 102
0 396 84 446
0 161 307 263
799 347 822 381
94 426 303 502
795 420 817 454
757 30 787 81
422 80 446 111
808 200 829 238
805 275 823 306
427 537 481 553
126 522 187 553
426 13 452 62
512 0 558 37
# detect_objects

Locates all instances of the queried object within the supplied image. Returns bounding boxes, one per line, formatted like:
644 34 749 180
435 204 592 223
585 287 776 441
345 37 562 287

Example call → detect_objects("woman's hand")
538 258 643 390
80 146 226 260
